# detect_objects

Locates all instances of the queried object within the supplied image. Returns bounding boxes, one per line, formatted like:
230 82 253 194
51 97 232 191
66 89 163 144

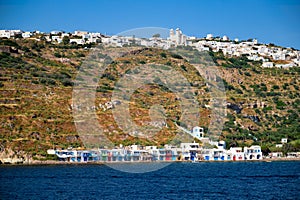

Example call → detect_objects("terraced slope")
0 38 299 160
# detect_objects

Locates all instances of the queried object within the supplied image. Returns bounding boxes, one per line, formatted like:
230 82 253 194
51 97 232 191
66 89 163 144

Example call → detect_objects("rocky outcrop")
227 102 243 114
0 148 30 164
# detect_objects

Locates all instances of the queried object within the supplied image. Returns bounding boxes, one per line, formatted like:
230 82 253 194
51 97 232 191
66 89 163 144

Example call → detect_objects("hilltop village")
1 28 299 68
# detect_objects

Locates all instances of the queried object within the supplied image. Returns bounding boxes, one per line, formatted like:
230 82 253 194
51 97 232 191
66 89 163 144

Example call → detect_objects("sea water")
0 161 299 199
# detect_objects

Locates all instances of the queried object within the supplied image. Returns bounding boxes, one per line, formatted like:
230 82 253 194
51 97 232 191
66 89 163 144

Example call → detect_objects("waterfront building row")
47 142 263 163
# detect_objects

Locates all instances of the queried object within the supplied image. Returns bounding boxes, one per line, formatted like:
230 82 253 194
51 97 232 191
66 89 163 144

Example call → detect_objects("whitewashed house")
0 30 22 38
244 145 262 160
50 30 62 35
180 142 201 161
262 62 274 68
275 63 295 68
22 31 32 38
272 53 286 60
70 38 85 45
61 33 70 38
228 147 245 161
281 138 288 143
191 126 204 140
206 33 213 40
292 58 300 66
51 35 62 43
0 30 11 38
268 152 283 158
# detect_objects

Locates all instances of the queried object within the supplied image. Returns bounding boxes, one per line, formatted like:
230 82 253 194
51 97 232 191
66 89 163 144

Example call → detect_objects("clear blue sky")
1 0 299 49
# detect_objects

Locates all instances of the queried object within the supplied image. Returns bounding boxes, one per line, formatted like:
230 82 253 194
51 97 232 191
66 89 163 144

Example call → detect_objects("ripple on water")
0 161 299 200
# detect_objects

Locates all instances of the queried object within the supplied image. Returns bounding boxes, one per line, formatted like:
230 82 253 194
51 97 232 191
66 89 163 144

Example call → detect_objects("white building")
244 145 262 160
0 30 22 38
275 63 295 68
268 152 283 158
206 33 213 40
262 62 274 68
292 58 300 66
102 35 131 47
0 30 11 38
272 53 286 60
180 142 201 161
22 31 32 38
61 33 70 38
191 126 204 139
169 28 187 46
202 141 229 161
50 30 62 35
51 35 62 43
180 142 200 151
222 35 229 41
281 138 288 144
212 148 229 161
217 141 226 149
70 38 85 45
74 30 88 36
229 147 245 161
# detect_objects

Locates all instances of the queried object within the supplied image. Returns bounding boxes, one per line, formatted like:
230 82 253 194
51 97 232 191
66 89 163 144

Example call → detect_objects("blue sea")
0 161 299 200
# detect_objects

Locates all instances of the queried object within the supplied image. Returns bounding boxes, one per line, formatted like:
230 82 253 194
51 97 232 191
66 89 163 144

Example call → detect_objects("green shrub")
61 79 74 87
244 72 251 76
160 52 167 58
170 53 183 59
276 100 286 110
54 52 61 58
180 65 187 72
235 88 243 94
0 39 19 47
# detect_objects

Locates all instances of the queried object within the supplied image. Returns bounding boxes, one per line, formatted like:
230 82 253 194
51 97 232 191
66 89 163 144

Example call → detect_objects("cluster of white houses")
45 125 298 163
1 28 299 68
47 126 263 163
45 124 299 163
47 142 263 163
0 29 101 45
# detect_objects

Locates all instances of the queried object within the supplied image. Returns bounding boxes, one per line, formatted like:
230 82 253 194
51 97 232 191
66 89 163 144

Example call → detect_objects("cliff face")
0 38 299 159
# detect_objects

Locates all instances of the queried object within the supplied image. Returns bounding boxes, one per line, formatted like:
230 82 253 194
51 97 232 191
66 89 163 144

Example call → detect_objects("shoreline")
1 157 300 166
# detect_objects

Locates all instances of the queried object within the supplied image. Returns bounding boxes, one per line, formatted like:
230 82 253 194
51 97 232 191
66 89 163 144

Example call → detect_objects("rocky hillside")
0 38 299 160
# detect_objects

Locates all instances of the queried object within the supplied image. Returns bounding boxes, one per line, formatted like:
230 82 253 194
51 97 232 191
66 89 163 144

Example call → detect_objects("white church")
169 28 187 46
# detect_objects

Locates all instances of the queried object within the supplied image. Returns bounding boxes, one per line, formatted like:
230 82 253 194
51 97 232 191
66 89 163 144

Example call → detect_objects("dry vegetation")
0 38 299 160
